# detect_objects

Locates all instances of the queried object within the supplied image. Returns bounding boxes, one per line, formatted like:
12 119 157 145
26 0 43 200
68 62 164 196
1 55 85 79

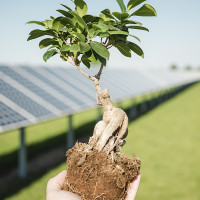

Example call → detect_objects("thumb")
126 174 141 200
47 170 67 192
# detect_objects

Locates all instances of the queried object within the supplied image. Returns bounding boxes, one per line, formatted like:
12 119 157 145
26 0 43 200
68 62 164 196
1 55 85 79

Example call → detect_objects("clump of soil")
64 142 141 200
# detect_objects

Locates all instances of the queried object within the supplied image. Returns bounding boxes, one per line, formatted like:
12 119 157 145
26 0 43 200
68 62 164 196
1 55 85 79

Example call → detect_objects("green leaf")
81 54 91 68
99 14 110 22
59 27 69 32
101 9 115 20
122 20 142 26
43 49 57 62
52 17 64 31
112 12 129 21
42 20 53 29
47 45 60 51
128 41 144 58
88 28 95 38
85 50 98 63
60 45 70 51
92 24 118 32
127 25 149 31
130 4 157 17
127 0 146 12
26 21 45 26
69 44 80 52
60 4 72 11
83 15 98 23
90 41 110 60
107 30 141 42
108 30 129 35
39 38 57 49
74 0 88 17
56 9 73 18
27 29 55 41
94 52 107 66
116 0 126 13
58 39 63 46
114 43 131 57
69 11 88 30
99 32 110 38
73 32 86 42
60 17 75 27
80 42 91 53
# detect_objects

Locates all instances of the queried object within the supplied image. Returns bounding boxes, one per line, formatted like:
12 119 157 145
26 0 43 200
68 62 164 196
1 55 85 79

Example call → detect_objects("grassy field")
122 83 200 200
2 83 200 200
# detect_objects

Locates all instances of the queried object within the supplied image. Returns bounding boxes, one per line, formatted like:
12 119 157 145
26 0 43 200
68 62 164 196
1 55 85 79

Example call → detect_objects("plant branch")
95 64 104 80
57 51 75 66
104 37 109 45
107 45 113 49
61 36 70 46
58 51 103 97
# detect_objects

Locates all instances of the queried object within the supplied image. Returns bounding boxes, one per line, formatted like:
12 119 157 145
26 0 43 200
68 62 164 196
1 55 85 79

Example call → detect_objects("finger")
125 174 141 200
57 190 82 200
47 170 67 192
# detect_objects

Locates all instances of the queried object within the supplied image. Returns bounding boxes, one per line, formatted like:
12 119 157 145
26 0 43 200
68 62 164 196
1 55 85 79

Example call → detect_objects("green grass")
122 83 200 200
3 83 200 200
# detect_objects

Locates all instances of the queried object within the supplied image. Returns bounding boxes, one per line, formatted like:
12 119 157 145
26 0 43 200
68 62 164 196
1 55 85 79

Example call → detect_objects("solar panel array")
0 65 200 133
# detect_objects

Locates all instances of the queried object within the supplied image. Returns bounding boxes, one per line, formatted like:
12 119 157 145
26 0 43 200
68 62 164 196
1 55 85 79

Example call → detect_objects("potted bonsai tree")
27 0 156 199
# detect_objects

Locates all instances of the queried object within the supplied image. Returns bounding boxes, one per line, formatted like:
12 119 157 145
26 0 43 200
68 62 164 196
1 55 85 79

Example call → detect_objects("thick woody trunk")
89 77 129 154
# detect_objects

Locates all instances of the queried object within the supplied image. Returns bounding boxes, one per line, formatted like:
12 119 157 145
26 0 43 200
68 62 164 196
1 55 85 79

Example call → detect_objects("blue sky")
0 0 200 70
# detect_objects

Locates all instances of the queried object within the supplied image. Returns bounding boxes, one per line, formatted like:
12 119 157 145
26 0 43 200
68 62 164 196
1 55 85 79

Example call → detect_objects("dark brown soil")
64 142 141 200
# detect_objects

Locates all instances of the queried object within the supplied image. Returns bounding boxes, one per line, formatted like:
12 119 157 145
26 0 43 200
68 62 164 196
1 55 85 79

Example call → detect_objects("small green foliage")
127 0 146 12
90 41 110 60
43 49 57 62
114 43 131 57
116 0 127 13
74 0 88 17
128 42 144 58
27 0 156 64
130 4 157 17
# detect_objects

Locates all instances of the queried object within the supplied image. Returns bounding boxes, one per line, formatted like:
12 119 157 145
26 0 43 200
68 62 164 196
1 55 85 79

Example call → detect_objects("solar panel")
0 66 71 112
45 67 95 102
55 67 96 100
0 65 200 133
0 79 53 118
21 66 87 108
0 102 27 126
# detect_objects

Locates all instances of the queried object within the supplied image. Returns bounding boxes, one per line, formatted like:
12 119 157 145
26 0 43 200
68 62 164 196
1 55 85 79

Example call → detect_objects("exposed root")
87 87 129 155
94 193 106 200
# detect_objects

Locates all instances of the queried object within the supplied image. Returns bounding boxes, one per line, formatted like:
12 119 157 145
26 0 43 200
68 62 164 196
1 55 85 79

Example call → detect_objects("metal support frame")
67 115 75 149
18 127 27 178
129 101 137 120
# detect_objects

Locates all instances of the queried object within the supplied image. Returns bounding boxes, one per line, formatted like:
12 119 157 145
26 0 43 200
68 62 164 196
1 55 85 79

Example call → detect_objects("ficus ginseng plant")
27 0 156 199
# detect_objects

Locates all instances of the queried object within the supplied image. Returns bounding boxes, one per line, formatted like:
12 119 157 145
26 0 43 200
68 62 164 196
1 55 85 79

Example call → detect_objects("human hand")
46 170 81 200
46 170 140 200
125 174 141 200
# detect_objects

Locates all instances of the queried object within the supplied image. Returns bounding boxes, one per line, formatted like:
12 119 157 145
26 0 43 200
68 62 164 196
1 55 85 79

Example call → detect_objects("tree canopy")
27 0 157 68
